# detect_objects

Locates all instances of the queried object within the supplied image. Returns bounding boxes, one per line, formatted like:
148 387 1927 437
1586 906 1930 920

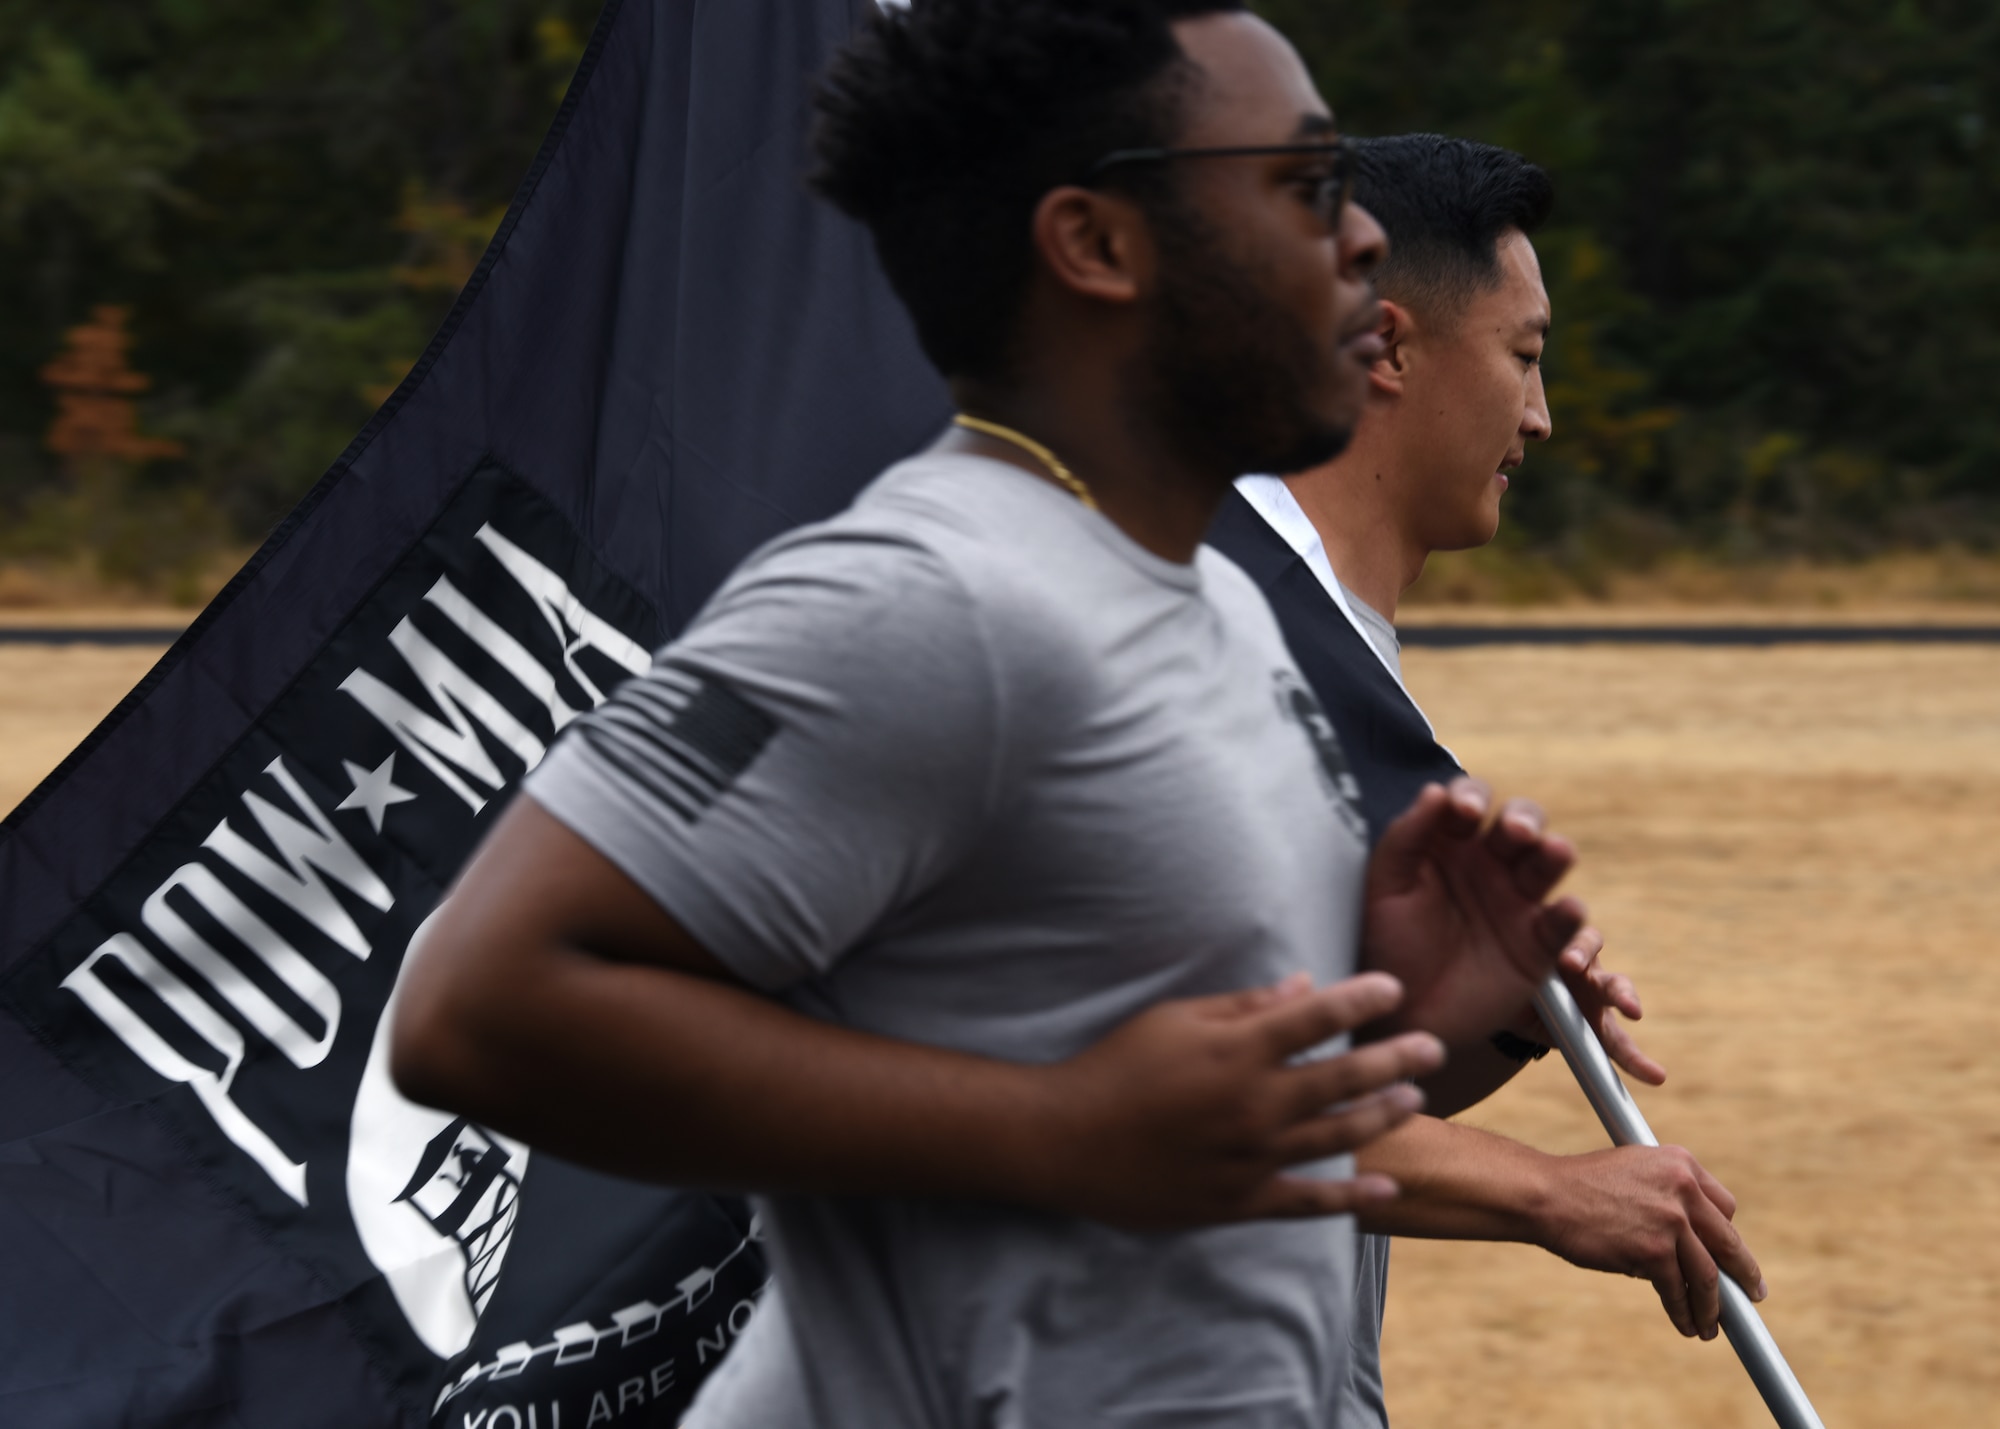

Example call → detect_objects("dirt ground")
0 644 168 815
4 640 1996 1425
1386 644 2000 1428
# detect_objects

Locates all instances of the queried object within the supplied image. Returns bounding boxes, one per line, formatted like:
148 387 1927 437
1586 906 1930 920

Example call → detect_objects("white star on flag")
338 753 417 832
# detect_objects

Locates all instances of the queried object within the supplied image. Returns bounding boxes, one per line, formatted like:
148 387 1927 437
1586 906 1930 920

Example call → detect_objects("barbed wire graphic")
431 1222 762 1416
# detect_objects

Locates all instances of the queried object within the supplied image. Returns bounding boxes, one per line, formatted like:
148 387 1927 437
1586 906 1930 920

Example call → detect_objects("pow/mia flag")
0 1 949 1424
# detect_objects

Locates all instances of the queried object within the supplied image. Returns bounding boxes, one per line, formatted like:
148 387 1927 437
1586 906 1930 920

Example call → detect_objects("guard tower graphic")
394 1115 523 1317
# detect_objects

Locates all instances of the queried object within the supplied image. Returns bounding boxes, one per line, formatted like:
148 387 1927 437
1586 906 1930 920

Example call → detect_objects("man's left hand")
1505 925 1669 1086
1360 776 1586 1046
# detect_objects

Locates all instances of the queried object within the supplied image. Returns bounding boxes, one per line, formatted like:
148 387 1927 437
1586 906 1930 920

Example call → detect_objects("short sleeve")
523 530 1004 989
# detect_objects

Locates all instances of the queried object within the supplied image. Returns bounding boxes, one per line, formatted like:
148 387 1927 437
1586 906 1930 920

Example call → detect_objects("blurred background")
1274 0 2000 604
0 0 598 604
7 0 2000 607
1 5 1996 1426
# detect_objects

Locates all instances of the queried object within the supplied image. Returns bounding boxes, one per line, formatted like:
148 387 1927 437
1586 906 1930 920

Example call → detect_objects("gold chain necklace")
952 413 1097 511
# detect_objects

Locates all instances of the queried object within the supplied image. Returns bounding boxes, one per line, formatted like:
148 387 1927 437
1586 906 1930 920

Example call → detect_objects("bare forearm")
1415 1034 1533 1119
392 798 1446 1232
1370 1133 1771 1341
1353 1118 1771 1346
395 941 1058 1202
1353 1114 1554 1242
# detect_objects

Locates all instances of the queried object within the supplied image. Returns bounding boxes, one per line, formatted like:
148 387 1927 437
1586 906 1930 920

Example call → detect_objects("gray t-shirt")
1330 570 1397 1429
1233 477 1434 1429
527 452 1373 1428
1336 580 1402 683
1340 1233 1393 1428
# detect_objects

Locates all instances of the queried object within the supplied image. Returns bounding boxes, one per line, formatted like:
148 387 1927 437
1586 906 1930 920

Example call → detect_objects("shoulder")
1197 541 1264 600
692 454 1031 633
693 518 978 663
674 454 1097 734
850 452 1124 658
1197 544 1291 656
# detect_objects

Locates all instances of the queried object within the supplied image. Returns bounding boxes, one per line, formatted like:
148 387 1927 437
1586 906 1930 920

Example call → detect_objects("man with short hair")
1208 134 1763 1427
393 7 1615 1425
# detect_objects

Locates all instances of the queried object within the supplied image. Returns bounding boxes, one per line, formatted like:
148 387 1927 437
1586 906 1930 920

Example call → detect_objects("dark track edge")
6 624 2000 649
1399 625 2000 646
0 629 189 646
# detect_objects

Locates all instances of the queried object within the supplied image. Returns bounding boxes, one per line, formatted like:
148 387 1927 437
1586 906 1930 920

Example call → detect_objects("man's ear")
1029 186 1150 305
1369 298 1416 398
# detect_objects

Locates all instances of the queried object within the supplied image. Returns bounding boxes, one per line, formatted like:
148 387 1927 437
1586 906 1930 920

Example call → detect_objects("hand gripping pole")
1532 974 1827 1429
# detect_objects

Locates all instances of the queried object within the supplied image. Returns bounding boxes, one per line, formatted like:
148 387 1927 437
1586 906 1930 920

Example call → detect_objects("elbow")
387 896 521 1115
388 960 491 1116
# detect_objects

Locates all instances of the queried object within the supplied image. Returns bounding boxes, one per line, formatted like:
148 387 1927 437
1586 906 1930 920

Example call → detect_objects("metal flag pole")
1532 974 1828 1429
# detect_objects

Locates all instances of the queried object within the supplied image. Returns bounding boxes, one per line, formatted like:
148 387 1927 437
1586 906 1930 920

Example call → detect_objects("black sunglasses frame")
1080 137 1356 226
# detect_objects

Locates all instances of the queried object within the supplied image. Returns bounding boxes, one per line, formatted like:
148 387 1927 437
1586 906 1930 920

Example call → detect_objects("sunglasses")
1081 137 1356 228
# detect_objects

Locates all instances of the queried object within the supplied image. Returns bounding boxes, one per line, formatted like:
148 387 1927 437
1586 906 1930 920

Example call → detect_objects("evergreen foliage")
1 0 1995 574
0 0 596 552
1268 0 2000 563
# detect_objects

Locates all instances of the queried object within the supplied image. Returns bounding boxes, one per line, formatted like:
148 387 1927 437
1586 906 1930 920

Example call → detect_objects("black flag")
0 1 949 1424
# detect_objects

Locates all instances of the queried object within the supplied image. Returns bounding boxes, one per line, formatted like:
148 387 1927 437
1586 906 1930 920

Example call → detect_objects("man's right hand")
1034 972 1446 1231
397 799 1445 1234
1354 1116 1765 1342
1532 1144 1767 1340
1360 779 1588 1047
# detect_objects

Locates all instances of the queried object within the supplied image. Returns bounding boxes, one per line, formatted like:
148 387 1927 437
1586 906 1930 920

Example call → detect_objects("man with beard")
1208 135 1764 1426
392 5 1612 1424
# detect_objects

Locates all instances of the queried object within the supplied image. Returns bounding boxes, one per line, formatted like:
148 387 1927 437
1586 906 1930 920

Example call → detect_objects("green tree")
1267 0 2000 559
0 0 598 544
0 37 195 319
6 0 2000 573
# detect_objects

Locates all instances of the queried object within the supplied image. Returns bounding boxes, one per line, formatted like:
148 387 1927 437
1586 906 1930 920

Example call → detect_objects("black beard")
1134 202 1357 478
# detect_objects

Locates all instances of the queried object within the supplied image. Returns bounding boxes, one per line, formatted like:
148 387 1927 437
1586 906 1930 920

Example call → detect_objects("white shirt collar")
1232 474 1449 752
1233 476 1394 670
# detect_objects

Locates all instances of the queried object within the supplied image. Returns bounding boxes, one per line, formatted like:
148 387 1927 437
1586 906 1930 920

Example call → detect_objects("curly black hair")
1349 134 1554 324
811 0 1246 381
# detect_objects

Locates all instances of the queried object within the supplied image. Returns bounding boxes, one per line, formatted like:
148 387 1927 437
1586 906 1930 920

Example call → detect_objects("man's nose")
1524 365 1553 442
1339 201 1388 282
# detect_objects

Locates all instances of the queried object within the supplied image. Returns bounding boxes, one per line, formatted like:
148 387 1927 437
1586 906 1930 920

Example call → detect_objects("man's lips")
1343 330 1386 361
1338 299 1384 360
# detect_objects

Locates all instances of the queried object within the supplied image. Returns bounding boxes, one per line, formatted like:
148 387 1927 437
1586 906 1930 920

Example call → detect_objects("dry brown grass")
4 638 1994 1426
1405 545 2000 614
0 553 243 612
0 645 168 815
1386 644 2000 1428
